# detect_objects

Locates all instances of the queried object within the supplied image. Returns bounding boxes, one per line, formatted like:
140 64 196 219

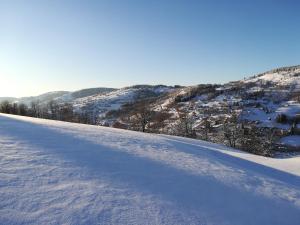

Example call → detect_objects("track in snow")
0 114 300 225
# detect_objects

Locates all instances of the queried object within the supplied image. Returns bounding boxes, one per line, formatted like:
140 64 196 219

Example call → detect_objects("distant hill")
0 88 117 106
0 97 18 102
17 91 70 105
1 65 299 155
57 87 117 102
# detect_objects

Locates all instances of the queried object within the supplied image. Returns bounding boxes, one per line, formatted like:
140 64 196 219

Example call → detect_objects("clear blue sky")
1 0 299 97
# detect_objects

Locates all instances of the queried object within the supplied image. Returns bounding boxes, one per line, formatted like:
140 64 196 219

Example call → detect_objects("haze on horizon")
1 0 300 97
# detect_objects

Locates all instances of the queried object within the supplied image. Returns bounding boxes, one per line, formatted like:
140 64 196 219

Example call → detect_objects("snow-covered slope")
245 65 300 91
70 85 175 117
71 87 139 114
0 97 18 102
0 114 299 225
3 88 116 106
17 91 70 105
57 87 116 102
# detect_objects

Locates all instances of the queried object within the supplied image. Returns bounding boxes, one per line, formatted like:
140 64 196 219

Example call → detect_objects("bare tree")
149 110 171 133
47 100 60 120
30 101 41 117
198 117 211 141
223 112 241 148
59 103 74 122
240 125 276 156
18 103 28 116
0 101 11 114
130 101 153 132
172 107 196 138
11 103 19 114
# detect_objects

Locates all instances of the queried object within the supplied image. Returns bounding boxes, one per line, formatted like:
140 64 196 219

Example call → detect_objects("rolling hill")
1 65 300 155
0 113 299 224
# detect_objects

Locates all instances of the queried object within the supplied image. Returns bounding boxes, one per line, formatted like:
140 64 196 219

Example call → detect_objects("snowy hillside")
0 114 300 225
57 87 116 102
17 91 69 105
1 65 299 155
70 85 175 117
0 97 18 102
4 88 117 106
245 65 300 92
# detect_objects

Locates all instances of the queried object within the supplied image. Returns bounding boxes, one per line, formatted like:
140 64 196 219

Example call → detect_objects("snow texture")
0 114 300 225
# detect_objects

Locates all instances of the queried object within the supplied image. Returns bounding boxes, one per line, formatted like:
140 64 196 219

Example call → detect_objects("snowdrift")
0 114 300 225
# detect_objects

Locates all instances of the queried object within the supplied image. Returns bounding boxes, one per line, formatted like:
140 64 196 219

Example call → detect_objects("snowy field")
0 114 300 225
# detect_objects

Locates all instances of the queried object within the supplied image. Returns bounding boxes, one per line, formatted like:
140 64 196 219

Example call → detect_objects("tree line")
0 100 96 124
0 99 282 157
